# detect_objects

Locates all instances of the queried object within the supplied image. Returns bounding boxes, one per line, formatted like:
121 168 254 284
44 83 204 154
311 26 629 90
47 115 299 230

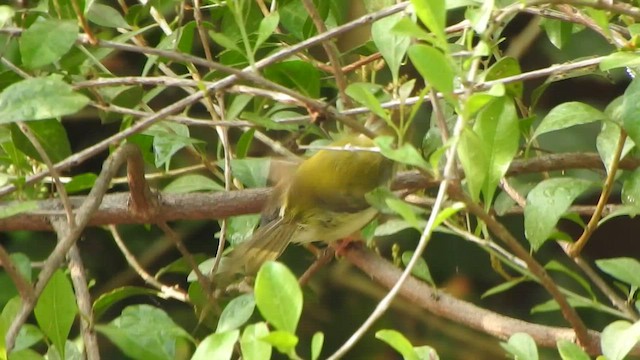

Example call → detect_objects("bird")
218 133 392 278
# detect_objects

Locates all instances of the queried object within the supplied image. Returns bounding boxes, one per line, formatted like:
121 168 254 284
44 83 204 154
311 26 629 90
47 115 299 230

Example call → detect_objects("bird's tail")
215 218 298 280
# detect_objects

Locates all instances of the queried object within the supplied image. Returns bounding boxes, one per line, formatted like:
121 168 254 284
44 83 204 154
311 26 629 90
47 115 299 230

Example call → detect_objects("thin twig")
570 131 627 257
0 244 34 301
301 0 351 107
109 225 188 302
460 195 594 351
344 247 615 355
55 221 100 360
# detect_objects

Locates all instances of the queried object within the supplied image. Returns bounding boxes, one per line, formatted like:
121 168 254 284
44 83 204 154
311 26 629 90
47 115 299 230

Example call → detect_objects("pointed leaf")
240 322 271 360
524 178 592 250
34 270 77 359
0 77 89 123
254 262 302 333
192 330 239 360
533 102 605 139
20 20 78 68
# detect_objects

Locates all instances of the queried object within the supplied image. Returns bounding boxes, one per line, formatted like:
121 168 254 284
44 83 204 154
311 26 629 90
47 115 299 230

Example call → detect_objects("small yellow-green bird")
223 134 392 276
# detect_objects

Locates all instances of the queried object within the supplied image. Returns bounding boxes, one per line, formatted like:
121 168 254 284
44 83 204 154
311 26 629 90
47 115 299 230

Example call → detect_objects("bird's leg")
332 234 363 257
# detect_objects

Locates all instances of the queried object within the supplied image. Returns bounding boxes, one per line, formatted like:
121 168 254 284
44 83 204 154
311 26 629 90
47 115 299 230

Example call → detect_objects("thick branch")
2 152 638 231
343 246 630 355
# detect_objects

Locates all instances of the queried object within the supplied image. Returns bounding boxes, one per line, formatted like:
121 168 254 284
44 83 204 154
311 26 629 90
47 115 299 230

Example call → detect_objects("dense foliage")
1 0 640 359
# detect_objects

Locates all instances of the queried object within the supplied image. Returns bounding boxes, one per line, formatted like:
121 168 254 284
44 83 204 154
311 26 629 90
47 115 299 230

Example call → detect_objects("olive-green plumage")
221 135 392 276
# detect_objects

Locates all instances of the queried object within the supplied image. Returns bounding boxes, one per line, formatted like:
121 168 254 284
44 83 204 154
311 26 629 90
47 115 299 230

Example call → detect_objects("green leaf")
599 205 640 225
557 340 590 360
375 135 430 170
264 60 320 98
34 270 78 359
622 77 640 147
457 127 487 202
346 83 388 120
64 173 97 194
97 304 193 360
533 102 605 139
596 257 640 288
145 122 200 169
375 219 423 237
408 44 454 95
227 214 261 246
376 329 419 360
240 323 271 360
0 6 15 28
192 330 239 360
530 297 593 313
391 17 432 41
279 1 308 40
601 320 640 360
0 315 6 360
310 332 324 360
474 97 519 203
155 254 209 278
0 77 89 123
410 0 446 46
92 287 159 320
163 174 224 193
261 330 299 352
545 260 594 298
468 0 494 34
385 197 425 231
483 57 523 98
260 330 298 354
597 121 634 174
600 51 640 71
524 178 592 250
254 262 302 333
44 341 81 360
20 20 78 68
217 294 255 333
8 253 31 285
99 86 144 123
255 12 279 51
500 333 538 360
236 129 255 159
96 325 170 360
230 157 271 188
414 345 439 360
372 13 410 84
585 8 610 37
401 251 434 285
86 3 131 29
13 326 43 354
227 94 252 122
482 277 527 298
8 348 45 360
622 169 640 206
11 120 72 163
209 31 243 54
541 19 573 49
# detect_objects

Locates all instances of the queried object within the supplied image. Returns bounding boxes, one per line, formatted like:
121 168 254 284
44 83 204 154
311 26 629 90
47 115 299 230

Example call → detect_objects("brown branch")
343 246 621 355
301 0 351 108
2 152 640 231
0 189 270 231
4 144 146 350
63 226 100 360
0 244 34 301
109 225 188 302
570 133 627 257
459 194 594 352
